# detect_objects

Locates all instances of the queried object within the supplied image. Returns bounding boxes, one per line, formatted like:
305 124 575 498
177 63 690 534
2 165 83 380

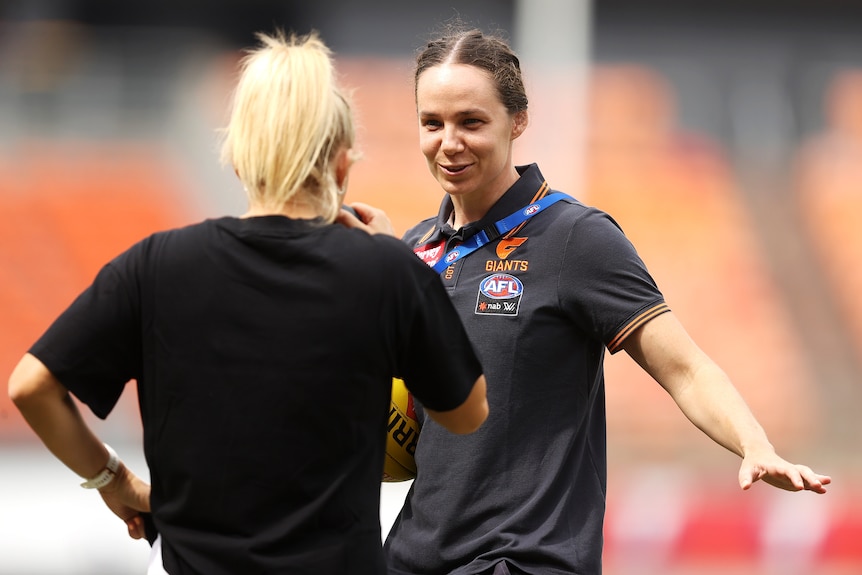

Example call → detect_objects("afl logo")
479 274 523 299
523 203 541 216
444 250 460 264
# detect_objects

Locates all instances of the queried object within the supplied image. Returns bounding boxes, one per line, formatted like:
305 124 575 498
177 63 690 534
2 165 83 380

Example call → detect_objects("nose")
440 125 464 155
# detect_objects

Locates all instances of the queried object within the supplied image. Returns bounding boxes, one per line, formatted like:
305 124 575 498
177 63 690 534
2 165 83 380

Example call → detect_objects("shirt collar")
432 163 548 239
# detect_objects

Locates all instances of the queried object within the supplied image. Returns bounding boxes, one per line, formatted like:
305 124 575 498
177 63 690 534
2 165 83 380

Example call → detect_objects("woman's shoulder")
367 232 426 261
544 192 618 227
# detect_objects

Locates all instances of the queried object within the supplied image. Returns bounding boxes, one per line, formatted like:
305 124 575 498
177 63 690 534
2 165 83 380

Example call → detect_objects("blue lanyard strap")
431 192 572 274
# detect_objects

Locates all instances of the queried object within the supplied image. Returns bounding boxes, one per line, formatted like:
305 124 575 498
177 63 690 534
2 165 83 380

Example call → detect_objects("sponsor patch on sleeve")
414 241 445 267
475 273 523 316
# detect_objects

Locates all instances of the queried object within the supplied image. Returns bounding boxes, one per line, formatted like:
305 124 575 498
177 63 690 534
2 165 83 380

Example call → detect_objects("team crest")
475 273 523 316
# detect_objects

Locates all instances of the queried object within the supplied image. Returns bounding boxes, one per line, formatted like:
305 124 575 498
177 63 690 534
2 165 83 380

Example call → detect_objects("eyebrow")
418 108 487 118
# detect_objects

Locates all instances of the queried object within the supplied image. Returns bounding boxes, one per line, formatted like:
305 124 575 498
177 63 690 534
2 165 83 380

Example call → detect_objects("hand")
738 449 831 494
336 202 396 236
98 462 152 539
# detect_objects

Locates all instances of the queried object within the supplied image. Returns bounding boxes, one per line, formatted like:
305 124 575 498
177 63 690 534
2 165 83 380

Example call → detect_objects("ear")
511 110 529 140
335 147 353 189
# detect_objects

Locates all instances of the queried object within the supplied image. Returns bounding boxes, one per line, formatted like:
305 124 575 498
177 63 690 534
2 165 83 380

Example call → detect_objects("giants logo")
496 237 527 259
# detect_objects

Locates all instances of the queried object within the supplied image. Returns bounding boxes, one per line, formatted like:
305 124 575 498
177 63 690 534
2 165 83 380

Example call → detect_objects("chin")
436 174 470 195
440 182 469 197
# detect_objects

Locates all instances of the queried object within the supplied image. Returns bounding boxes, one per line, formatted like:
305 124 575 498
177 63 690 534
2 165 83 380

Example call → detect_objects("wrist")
80 443 120 490
740 439 775 459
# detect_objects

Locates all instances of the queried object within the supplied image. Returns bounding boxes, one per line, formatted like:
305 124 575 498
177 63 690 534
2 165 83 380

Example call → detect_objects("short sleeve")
29 247 143 418
381 238 483 412
558 209 668 353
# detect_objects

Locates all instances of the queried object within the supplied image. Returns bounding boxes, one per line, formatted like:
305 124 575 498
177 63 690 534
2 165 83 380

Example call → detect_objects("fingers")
335 207 363 228
739 471 753 490
738 463 762 491
798 465 831 494
126 515 146 540
739 461 831 494
346 202 396 236
336 205 376 233
778 464 830 494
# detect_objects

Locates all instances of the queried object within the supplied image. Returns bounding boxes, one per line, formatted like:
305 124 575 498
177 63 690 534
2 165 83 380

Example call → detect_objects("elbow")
455 399 489 434
443 400 489 435
7 354 62 409
440 374 489 435
8 367 31 407
458 374 489 434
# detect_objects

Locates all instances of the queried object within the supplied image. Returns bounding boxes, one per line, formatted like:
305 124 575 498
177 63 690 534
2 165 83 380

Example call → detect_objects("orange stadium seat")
0 141 192 440
582 65 821 458
794 69 862 360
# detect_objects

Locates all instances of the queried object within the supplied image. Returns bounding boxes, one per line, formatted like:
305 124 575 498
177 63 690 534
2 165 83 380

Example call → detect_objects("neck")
450 197 491 229
242 198 321 220
449 167 520 229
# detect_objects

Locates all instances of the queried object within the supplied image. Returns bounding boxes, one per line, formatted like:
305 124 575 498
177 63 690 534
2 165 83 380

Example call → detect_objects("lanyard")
431 192 572 274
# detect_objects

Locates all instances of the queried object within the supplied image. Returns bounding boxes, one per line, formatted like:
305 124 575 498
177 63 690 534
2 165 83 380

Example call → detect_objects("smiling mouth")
440 164 469 175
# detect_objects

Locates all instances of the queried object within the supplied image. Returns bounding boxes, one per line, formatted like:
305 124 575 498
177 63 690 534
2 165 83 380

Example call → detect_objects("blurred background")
1 0 860 573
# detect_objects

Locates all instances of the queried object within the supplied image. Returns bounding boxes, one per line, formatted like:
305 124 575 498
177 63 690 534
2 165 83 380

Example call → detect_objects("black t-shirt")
30 215 482 575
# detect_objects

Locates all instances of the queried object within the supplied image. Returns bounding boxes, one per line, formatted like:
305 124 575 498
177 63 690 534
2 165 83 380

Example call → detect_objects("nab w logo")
496 237 527 259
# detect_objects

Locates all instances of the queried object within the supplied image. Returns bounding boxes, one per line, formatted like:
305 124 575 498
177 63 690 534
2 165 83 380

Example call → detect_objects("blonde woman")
8 31 487 575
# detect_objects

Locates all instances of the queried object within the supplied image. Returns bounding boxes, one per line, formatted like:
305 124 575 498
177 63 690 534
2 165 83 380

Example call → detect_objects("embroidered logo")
475 273 523 316
496 237 527 259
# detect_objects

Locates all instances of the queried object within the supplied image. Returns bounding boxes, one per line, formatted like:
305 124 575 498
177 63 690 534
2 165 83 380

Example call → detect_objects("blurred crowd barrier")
1 33 860 573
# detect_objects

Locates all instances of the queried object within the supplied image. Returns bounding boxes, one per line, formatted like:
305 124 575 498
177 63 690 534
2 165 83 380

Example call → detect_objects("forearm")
671 361 774 459
625 313 829 493
10 354 152 537
9 353 112 481
623 313 775 459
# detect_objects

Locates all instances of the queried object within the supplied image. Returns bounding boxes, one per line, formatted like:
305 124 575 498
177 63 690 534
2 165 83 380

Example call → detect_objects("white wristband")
80 444 120 489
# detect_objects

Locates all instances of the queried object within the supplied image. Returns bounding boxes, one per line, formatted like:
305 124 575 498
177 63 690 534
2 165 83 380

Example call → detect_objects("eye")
463 118 483 128
421 118 442 130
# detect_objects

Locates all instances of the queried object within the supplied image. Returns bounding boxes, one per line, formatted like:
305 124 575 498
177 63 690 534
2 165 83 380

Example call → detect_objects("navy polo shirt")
386 163 669 575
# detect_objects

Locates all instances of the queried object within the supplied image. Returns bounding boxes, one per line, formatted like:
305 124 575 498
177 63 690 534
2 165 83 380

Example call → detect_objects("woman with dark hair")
344 23 830 575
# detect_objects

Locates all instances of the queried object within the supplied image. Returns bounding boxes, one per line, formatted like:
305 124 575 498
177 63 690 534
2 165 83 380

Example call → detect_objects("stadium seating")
0 141 190 439
794 69 862 360
581 65 821 458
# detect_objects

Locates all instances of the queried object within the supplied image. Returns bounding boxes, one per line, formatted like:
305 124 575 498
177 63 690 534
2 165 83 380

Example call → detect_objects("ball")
383 377 420 482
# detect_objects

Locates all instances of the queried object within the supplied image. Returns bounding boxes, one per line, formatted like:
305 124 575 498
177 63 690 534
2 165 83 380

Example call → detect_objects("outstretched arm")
621 312 831 493
8 353 151 538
